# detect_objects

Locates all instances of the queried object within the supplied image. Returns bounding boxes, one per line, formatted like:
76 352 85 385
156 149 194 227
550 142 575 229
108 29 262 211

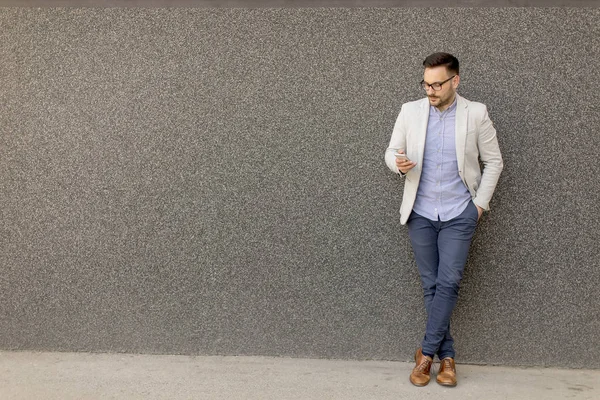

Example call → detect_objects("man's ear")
453 75 460 89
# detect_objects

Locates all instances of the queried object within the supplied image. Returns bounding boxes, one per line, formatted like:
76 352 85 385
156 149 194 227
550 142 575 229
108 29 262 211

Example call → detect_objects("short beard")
432 93 455 110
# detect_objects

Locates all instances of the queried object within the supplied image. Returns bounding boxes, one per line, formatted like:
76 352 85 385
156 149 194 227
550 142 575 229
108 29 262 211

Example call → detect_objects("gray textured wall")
1 8 599 368
3 1 600 7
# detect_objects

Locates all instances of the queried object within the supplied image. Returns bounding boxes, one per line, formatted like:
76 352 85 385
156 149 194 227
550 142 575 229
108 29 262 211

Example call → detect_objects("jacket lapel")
416 98 429 170
455 94 468 182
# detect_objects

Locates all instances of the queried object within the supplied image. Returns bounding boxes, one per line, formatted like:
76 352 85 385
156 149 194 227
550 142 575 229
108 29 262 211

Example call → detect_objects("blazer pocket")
405 169 418 182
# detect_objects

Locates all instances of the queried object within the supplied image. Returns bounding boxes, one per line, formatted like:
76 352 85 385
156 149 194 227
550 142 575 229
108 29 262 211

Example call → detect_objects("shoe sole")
410 377 430 387
436 380 457 387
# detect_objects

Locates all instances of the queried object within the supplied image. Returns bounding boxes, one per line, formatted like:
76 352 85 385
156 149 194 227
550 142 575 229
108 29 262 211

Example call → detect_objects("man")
384 52 503 387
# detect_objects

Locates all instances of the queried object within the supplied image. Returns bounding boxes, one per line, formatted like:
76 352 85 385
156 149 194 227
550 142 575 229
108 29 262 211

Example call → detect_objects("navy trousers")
406 201 479 359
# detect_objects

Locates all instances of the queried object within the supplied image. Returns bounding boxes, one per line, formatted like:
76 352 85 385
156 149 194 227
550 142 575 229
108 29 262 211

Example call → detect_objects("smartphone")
395 153 411 161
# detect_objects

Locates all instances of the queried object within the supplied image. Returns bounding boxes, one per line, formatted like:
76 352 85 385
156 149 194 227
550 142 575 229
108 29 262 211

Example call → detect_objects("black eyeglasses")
420 75 456 91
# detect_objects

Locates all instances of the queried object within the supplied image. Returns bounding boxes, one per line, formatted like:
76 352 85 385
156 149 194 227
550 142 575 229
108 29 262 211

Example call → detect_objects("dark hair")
423 52 459 75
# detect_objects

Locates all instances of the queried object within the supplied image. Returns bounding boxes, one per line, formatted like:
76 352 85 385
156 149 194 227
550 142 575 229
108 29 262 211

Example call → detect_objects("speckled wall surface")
1 8 599 368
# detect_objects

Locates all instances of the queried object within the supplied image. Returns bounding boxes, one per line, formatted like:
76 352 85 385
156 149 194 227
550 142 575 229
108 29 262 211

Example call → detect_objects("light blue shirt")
412 98 472 221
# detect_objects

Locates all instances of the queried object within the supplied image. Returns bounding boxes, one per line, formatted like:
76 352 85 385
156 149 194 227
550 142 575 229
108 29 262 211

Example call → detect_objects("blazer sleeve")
385 104 407 176
473 105 503 210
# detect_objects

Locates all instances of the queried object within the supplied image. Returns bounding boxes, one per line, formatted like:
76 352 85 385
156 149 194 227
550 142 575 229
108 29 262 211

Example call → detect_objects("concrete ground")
0 351 598 400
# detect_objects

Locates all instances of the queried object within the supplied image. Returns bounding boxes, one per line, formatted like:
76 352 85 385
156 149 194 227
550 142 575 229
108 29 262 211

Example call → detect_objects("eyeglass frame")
420 75 457 91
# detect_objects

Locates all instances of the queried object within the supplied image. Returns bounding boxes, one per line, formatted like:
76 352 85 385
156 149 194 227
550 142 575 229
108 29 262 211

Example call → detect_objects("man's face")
423 66 459 110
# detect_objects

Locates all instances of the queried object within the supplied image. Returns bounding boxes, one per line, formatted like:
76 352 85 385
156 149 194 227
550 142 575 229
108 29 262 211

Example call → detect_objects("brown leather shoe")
436 357 457 386
409 348 433 386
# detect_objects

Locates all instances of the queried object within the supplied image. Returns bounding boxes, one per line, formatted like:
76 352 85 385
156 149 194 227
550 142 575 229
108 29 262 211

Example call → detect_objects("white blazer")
385 94 503 225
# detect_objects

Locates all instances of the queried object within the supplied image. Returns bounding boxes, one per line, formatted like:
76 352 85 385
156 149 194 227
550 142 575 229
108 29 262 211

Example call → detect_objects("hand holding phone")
395 151 416 174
